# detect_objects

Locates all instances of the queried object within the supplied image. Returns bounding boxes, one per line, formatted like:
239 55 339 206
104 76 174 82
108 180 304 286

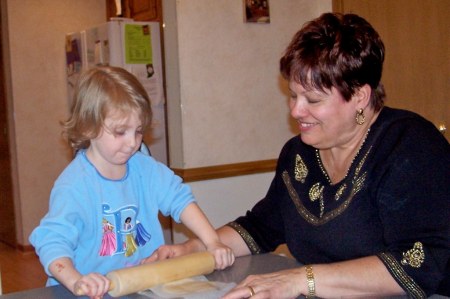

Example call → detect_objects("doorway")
0 3 17 247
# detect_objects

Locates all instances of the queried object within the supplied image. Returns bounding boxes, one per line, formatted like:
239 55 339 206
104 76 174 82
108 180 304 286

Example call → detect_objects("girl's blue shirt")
29 150 195 286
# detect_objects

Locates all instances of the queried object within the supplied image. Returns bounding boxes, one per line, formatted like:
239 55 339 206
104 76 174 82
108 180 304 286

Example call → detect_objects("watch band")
305 265 316 298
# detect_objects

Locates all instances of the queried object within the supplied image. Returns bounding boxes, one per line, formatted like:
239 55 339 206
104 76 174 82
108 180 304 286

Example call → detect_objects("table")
0 254 447 298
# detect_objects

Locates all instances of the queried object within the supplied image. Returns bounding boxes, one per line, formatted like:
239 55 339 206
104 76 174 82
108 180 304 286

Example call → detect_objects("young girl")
29 66 234 298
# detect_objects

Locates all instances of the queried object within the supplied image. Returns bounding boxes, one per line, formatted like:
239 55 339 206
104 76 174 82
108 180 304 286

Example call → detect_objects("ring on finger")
248 285 256 297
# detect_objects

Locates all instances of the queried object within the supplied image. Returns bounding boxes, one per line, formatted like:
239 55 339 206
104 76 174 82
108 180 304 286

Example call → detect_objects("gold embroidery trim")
354 149 368 177
282 170 367 225
309 182 325 217
285 147 371 224
309 182 323 202
335 183 347 201
226 221 261 254
401 242 425 268
295 154 308 183
378 252 426 299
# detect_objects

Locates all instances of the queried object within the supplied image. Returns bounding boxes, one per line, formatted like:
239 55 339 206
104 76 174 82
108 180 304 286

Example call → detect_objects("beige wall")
3 0 106 245
164 0 332 168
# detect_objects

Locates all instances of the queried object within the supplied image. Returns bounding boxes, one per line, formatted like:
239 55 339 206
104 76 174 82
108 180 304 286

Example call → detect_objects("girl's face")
289 81 360 150
87 109 143 177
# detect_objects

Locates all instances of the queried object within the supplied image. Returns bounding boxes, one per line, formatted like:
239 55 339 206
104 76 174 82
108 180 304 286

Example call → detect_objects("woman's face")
289 81 360 150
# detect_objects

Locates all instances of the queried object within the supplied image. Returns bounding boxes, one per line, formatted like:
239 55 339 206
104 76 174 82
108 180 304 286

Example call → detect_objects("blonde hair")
63 66 152 150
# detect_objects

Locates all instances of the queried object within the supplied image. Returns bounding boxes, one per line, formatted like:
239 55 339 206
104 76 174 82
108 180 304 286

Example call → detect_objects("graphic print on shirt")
99 204 151 257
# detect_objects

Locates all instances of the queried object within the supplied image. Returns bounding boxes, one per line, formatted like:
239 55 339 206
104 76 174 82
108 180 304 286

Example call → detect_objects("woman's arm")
312 256 404 297
223 256 405 299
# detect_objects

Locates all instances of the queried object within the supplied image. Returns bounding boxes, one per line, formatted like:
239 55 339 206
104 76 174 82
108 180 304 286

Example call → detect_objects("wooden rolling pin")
76 252 215 297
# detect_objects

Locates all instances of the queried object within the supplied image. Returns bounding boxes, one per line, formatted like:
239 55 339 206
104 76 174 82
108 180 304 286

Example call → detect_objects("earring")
356 108 365 125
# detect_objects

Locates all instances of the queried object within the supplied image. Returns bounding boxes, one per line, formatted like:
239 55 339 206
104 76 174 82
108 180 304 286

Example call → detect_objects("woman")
146 13 449 298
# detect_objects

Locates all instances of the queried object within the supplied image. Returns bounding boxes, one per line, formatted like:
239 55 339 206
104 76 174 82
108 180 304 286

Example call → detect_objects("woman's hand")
222 268 304 299
205 240 235 270
73 272 110 299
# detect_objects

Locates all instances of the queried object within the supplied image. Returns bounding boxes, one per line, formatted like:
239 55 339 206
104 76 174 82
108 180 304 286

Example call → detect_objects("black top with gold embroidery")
228 107 450 298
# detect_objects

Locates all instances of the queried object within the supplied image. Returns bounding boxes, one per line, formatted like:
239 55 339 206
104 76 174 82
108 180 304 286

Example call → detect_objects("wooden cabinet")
106 0 162 22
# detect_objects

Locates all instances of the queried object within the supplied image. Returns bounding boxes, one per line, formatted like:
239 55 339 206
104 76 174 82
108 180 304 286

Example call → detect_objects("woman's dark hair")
280 13 385 111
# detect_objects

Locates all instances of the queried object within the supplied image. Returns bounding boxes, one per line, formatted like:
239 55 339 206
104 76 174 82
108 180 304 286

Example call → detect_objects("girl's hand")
222 268 304 299
141 244 180 264
73 272 110 299
141 243 191 264
205 240 235 270
141 238 209 264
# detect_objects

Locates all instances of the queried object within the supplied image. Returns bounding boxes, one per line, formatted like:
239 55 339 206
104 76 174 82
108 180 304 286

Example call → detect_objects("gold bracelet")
305 265 316 298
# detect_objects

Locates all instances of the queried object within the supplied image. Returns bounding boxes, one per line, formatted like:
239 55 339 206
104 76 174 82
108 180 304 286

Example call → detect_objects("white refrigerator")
65 18 168 165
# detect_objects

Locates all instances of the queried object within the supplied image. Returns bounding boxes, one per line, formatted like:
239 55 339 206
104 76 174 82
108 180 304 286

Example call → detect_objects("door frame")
0 1 17 247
